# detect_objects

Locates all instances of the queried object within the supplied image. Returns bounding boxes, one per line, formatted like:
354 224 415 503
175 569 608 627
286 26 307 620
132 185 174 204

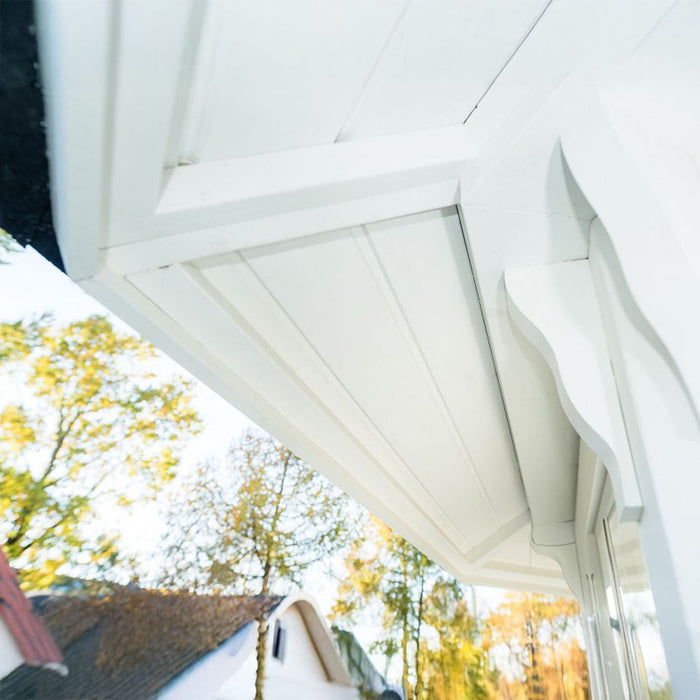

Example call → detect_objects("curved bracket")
530 522 582 599
505 260 643 522
561 97 700 424
531 540 583 601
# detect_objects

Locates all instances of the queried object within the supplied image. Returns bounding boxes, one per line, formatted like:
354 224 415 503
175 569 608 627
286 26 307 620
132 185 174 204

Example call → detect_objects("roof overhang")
34 0 679 593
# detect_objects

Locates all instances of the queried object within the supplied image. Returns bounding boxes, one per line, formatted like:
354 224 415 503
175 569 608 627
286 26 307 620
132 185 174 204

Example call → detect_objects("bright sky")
0 246 254 438
0 245 257 452
0 246 257 563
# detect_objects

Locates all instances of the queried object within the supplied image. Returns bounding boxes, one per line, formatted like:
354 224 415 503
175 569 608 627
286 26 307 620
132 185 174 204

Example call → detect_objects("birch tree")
419 579 498 699
159 430 353 700
334 517 500 700
334 517 446 699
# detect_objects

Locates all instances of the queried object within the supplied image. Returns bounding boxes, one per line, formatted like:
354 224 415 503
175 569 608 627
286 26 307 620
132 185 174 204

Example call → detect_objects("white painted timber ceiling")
176 0 550 161
37 0 674 593
126 208 529 564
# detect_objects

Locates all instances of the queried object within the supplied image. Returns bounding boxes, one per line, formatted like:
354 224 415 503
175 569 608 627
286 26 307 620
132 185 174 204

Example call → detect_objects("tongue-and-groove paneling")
128 207 527 561
176 0 551 162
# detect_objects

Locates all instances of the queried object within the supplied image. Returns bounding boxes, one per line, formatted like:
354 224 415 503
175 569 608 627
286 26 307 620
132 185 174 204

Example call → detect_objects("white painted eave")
35 0 678 595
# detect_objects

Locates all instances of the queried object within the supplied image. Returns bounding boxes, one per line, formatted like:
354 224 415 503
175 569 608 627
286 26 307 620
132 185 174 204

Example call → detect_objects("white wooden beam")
463 511 531 568
108 0 199 223
35 0 113 279
107 125 475 246
160 124 473 215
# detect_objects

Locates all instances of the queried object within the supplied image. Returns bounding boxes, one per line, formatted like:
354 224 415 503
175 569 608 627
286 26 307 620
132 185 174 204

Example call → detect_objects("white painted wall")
217 606 357 700
266 607 327 684
0 619 24 679
158 604 358 700
157 622 256 700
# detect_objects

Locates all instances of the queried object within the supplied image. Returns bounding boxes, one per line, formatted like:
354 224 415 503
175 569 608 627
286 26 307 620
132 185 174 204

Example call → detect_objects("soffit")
174 0 550 162
35 0 641 594
126 207 528 562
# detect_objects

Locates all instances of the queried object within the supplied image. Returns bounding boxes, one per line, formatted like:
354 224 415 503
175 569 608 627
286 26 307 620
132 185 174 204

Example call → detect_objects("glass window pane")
608 519 673 699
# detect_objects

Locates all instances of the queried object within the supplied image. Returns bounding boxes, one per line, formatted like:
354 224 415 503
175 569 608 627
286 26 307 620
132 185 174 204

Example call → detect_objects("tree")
158 430 353 700
334 517 496 700
419 580 498 699
0 314 201 588
485 592 589 700
334 517 430 698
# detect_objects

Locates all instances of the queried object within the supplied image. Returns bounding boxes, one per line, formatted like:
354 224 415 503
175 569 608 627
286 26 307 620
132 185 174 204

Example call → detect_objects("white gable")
158 597 356 700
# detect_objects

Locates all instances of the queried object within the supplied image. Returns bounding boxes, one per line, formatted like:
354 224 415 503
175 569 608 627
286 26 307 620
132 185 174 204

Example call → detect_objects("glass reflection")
608 519 673 699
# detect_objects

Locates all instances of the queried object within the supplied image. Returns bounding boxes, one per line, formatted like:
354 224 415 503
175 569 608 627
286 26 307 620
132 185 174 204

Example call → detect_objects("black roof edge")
0 0 65 272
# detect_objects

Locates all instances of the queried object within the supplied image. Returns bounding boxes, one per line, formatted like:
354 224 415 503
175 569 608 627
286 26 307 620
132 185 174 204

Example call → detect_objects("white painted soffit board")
80 207 565 591
458 0 677 219
107 126 475 249
84 265 473 582
175 0 409 162
151 0 555 160
336 0 552 141
125 209 525 550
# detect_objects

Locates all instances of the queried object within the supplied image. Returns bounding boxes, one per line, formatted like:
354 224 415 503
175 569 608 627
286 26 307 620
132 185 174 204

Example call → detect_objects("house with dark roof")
0 546 64 679
0 585 358 700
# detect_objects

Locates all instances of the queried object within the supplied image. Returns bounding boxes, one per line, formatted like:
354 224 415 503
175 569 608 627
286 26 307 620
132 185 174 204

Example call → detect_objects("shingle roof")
0 585 283 699
0 546 62 669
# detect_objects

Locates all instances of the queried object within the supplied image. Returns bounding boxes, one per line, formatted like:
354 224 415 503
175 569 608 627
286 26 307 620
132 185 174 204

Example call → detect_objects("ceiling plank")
106 126 474 246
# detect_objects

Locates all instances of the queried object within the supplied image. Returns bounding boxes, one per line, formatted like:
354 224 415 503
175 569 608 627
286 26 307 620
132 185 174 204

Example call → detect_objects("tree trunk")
525 614 544 700
254 561 272 700
551 639 567 700
252 451 291 700
254 620 268 700
401 605 410 700
413 570 425 700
